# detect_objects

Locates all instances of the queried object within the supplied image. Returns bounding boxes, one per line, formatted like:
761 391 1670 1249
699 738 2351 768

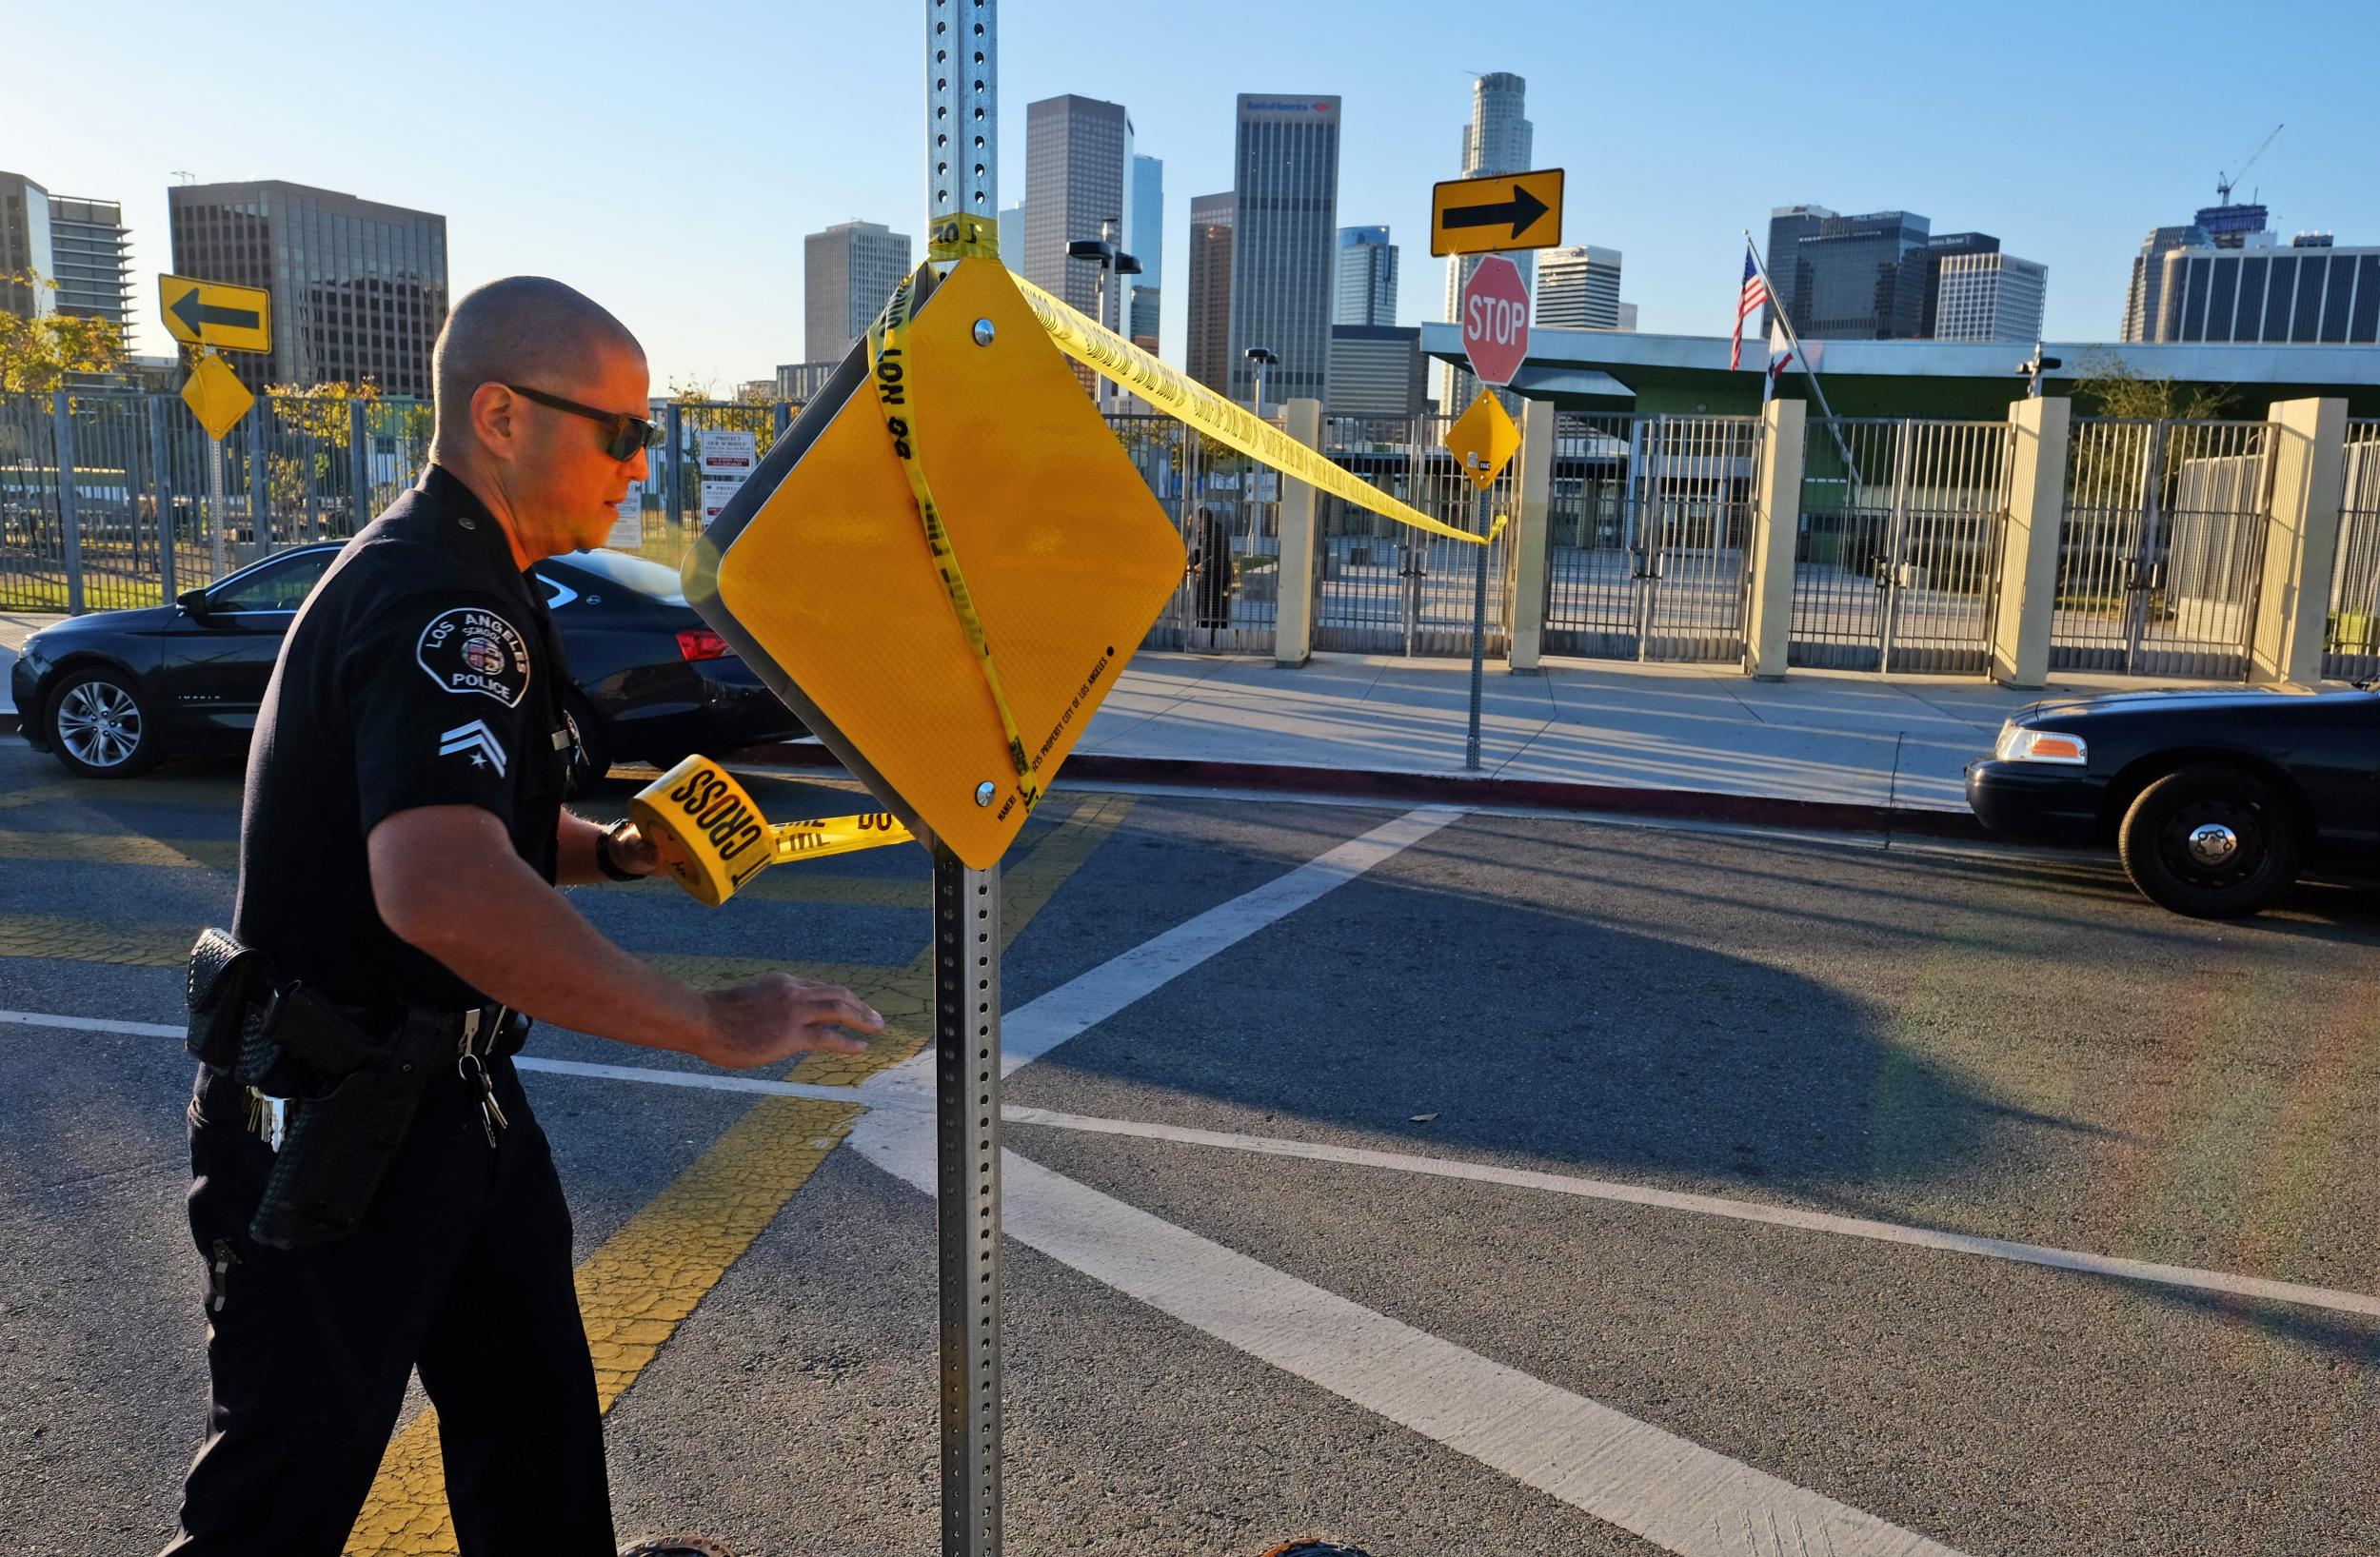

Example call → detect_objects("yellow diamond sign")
684 256 1186 868
180 349 254 442
1445 389 1520 489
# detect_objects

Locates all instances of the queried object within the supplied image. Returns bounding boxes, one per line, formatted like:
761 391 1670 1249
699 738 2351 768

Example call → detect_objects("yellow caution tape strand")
767 812 913 864
927 216 1505 549
1013 277 1506 547
866 262 1045 818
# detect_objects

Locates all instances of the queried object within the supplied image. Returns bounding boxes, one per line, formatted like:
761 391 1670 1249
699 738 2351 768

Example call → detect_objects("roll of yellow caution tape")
628 756 913 908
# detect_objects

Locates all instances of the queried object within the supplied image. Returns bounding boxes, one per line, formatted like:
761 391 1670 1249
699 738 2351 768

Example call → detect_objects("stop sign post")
1453 253 1532 773
1461 254 1530 388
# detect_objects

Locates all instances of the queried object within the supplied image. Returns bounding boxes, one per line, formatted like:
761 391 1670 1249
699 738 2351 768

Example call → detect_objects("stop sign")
1460 254 1530 387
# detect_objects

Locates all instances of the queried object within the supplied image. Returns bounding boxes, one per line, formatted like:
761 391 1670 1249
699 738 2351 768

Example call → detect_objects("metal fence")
633 400 795 570
1542 412 1760 661
1 388 432 613
1313 412 1514 656
1792 417 2011 674
2052 418 2274 679
2324 421 2380 681
1106 412 1280 654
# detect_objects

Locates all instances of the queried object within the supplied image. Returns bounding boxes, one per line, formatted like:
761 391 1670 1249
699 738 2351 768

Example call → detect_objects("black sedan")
1967 686 2380 918
10 542 803 789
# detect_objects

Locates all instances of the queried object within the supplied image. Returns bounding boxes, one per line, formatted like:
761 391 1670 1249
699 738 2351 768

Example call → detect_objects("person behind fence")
1189 504 1235 631
162 275 884 1557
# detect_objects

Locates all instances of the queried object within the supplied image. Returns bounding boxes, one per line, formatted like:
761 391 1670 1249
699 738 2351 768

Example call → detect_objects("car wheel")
47 666 164 778
562 692 611 796
2117 764 2300 919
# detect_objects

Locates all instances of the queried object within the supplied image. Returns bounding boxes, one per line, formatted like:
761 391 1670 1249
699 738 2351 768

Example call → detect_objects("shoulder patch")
415 606 531 707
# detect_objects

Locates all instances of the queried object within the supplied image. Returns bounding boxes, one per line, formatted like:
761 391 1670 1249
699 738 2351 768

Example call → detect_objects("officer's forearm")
368 806 705 1052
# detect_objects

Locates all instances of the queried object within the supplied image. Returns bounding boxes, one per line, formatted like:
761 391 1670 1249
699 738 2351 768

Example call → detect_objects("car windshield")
208 549 334 612
561 548 686 605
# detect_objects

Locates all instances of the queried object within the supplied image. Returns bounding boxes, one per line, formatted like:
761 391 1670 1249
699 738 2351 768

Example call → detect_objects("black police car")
10 542 803 789
1966 686 2380 918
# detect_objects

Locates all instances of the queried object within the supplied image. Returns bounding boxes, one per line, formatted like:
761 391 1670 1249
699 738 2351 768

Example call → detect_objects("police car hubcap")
2185 822 2240 867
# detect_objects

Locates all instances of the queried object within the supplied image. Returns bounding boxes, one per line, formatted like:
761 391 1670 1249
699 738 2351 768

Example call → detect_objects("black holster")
187 928 443 1251
248 998 443 1251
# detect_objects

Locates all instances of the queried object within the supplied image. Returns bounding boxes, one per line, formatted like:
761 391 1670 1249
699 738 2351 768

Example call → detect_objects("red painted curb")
722 739 1992 842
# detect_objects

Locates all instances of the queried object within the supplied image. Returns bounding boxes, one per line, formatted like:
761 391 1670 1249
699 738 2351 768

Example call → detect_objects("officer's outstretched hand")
695 974 883 1069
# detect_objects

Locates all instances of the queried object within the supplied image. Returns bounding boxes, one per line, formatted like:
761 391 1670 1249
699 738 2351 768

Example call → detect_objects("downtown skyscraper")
1535 246 1623 330
1226 93 1341 410
1023 94 1133 328
803 220 913 362
1334 227 1397 326
1185 191 1236 394
1130 152 1163 348
169 179 447 396
1439 73 1532 410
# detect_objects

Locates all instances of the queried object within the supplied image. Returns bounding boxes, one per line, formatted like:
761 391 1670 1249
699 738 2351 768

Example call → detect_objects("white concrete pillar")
1273 398 1322 669
1743 398 1804 680
1991 397 2071 689
1506 397 1557 672
2250 398 2350 688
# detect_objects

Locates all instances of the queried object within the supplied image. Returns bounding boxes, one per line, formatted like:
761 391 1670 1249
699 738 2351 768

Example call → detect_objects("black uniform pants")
162 1044 614 1556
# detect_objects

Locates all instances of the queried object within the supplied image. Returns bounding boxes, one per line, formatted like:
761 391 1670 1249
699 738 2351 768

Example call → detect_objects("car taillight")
677 628 733 662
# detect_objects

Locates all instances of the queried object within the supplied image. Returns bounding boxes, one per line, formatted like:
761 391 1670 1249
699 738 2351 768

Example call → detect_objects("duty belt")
243 1000 523 1152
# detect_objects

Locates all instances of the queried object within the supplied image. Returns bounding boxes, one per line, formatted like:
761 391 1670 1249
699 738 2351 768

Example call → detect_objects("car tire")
46 665 165 779
2117 764 2301 919
562 691 611 796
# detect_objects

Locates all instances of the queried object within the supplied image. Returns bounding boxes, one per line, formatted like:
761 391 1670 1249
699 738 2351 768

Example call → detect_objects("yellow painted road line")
0 912 906 1000
0 775 246 810
347 793 1128 1553
615 869 929 910
0 912 188 967
0 827 916 907
0 827 231 869
347 1096 863 1555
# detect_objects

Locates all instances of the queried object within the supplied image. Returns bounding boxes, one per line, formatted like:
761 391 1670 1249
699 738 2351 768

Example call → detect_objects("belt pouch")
186 928 266 1070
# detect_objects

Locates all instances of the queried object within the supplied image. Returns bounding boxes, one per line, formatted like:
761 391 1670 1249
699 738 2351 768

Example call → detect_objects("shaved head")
431 276 643 436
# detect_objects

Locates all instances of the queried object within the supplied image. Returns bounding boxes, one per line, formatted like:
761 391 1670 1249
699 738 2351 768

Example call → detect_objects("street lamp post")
1243 345 1276 419
1066 218 1141 415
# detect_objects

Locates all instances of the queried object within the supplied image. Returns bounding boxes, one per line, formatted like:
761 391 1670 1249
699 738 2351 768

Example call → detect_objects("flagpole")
1742 229 1860 495
1740 229 1842 425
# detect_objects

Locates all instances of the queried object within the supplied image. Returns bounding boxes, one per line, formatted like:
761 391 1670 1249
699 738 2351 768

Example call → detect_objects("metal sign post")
1467 469 1491 769
925 5 1003 1554
207 436 227 580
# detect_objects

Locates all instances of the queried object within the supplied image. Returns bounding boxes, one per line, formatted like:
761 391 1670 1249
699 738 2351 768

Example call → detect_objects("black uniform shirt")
232 466 571 1011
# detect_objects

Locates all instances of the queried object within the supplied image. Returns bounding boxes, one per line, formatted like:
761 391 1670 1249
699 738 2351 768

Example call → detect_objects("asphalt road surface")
1 738 2374 1557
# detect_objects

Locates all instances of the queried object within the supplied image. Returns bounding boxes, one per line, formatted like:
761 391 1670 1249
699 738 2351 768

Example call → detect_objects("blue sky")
9 0 2369 390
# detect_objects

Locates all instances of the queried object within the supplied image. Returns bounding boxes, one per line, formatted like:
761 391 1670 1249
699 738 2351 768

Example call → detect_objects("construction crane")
2215 124 2283 205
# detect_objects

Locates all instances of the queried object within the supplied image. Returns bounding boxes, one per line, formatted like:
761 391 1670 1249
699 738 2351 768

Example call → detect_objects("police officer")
164 276 884 1555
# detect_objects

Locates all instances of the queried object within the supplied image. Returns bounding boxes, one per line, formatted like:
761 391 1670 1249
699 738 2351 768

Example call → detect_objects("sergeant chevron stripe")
438 719 508 777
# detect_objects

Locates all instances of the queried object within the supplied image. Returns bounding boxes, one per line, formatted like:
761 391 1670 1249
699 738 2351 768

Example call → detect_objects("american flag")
1731 248 1769 371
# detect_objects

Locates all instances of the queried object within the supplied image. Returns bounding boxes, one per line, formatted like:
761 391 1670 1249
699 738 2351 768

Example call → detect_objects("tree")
259 381 384 528
0 269 127 392
2068 347 2234 421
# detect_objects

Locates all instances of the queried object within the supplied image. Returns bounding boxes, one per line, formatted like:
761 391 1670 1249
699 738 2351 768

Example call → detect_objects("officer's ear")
468 382 524 463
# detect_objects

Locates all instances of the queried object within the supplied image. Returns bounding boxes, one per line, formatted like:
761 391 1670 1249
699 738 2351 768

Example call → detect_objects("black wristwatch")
594 818 643 882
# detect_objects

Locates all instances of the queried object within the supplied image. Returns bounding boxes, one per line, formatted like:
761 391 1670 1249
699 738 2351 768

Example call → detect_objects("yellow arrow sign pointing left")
159 273 272 353
181 349 255 442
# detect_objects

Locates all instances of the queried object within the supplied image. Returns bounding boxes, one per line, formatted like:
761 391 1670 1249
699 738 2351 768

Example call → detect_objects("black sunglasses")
502 383 662 462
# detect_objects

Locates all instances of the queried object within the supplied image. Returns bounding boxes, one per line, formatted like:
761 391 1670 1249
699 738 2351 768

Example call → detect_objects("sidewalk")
3 601 2246 837
759 649 2247 838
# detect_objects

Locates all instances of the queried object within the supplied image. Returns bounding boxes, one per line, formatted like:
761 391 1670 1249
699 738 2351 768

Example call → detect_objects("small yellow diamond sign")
180 349 254 441
1445 389 1520 489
